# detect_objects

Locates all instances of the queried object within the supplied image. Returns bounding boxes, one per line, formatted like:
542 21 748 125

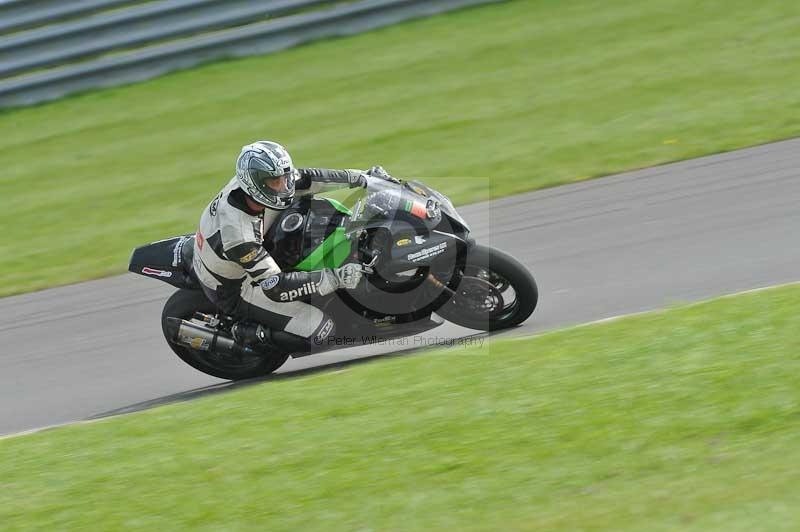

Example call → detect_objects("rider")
193 140 383 356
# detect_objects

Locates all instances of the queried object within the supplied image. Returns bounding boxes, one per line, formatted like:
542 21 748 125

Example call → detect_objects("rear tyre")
435 245 538 331
160 289 289 380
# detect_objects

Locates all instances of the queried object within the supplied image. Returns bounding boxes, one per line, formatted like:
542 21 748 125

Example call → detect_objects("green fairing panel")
293 198 353 271
294 228 352 271
323 197 352 216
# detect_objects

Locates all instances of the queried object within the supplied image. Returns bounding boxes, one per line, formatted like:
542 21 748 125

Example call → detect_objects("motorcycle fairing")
128 234 199 289
294 226 352 271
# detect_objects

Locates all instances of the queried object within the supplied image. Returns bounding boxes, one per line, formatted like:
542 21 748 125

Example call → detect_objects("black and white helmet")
235 141 296 209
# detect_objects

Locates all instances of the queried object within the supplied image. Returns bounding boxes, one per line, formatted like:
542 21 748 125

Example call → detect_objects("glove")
367 165 400 183
347 166 399 188
334 263 363 289
346 169 369 189
318 263 364 295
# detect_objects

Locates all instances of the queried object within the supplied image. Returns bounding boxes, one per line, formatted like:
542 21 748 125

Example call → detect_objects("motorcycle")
129 175 538 380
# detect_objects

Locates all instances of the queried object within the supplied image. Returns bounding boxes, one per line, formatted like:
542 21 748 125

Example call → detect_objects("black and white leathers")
193 168 358 342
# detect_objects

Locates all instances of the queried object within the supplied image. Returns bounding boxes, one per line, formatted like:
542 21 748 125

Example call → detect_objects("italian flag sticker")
404 200 426 219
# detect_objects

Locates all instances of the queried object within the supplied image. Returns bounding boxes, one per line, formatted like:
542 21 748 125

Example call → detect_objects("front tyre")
160 289 289 380
435 245 538 331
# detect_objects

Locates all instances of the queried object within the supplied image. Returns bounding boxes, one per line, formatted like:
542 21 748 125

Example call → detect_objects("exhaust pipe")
165 317 256 357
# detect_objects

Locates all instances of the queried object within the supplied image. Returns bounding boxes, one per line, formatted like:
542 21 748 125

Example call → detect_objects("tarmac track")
2 139 799 436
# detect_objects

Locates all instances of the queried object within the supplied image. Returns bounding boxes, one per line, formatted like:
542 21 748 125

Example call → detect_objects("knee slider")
271 316 334 357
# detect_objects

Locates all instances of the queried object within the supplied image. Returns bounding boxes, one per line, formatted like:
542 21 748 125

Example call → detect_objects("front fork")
425 272 456 296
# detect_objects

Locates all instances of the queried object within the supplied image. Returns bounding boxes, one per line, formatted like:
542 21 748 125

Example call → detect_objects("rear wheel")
160 289 289 380
435 245 537 331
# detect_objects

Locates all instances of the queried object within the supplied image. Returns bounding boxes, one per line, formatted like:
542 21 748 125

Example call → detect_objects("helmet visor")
252 168 295 198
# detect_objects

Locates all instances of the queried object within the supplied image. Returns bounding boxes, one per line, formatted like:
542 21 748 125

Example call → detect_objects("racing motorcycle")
129 175 538 380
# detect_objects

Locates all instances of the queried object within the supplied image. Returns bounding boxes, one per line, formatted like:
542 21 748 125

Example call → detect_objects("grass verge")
2 283 799 530
2 0 800 296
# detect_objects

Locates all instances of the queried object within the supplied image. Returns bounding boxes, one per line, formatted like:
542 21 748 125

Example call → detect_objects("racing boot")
231 321 279 351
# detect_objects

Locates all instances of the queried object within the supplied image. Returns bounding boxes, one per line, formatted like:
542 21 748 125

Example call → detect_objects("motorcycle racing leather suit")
192 168 363 355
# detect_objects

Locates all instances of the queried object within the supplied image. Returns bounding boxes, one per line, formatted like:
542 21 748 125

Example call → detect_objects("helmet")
235 141 296 209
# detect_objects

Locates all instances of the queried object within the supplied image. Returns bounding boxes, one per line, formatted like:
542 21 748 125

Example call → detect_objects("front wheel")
161 289 289 380
435 245 538 331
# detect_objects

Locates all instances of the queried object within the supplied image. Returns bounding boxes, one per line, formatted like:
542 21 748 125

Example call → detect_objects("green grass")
2 284 799 531
2 0 800 296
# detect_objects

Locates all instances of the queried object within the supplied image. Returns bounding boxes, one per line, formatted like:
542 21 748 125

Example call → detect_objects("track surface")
2 140 799 436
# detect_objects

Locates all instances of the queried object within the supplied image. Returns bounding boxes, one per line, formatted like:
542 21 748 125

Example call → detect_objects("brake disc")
451 276 504 318
470 267 510 293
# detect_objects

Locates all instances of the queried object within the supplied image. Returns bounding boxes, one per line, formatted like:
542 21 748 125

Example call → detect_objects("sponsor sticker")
172 236 188 267
142 267 173 278
209 192 222 216
396 238 412 247
316 318 334 341
411 185 428 197
373 315 397 327
406 242 448 263
263 275 280 290
239 249 259 264
190 337 209 350
279 282 318 302
414 235 426 245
